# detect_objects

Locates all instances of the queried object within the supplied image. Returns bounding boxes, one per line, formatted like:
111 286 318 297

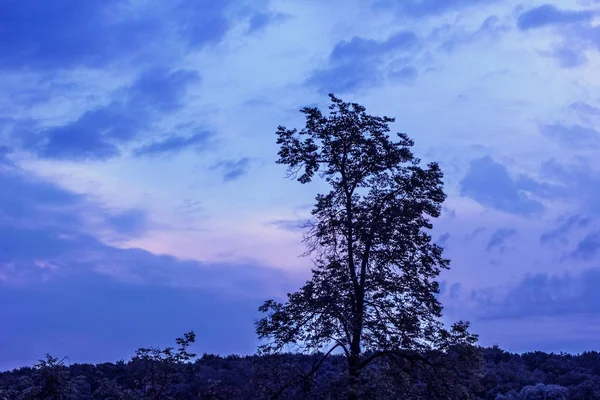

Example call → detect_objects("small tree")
256 94 478 399
33 354 70 400
131 331 196 400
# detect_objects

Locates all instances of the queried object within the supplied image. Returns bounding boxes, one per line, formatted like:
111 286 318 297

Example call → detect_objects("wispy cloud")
516 4 600 68
459 156 548 216
470 268 600 320
306 31 419 93
15 68 200 161
486 228 517 253
268 219 311 232
570 231 600 261
540 214 591 246
517 4 594 31
373 0 500 17
247 11 290 33
211 158 252 182
134 132 213 157
540 123 600 148
0 0 235 70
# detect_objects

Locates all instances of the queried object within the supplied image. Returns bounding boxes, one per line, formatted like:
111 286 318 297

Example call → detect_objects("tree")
256 94 478 399
32 354 70 400
130 331 196 400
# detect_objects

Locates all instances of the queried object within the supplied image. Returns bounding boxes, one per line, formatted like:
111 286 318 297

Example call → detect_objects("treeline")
1 344 600 399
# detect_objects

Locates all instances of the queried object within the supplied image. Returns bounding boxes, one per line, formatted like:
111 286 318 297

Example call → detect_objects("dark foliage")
2 346 600 399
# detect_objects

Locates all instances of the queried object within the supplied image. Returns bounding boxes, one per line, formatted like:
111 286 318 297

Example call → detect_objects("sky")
1 0 600 371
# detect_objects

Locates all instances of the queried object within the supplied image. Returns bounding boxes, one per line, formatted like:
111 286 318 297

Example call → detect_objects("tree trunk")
347 353 360 400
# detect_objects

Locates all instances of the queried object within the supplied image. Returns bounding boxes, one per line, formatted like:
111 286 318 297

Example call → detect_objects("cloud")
268 219 311 232
133 132 212 157
0 0 234 70
459 156 549 216
106 209 149 239
373 0 499 17
551 46 588 68
540 214 592 245
247 12 289 33
435 233 451 249
211 158 252 182
0 162 149 244
540 159 600 216
449 282 461 299
465 227 486 240
306 62 381 94
540 123 600 148
0 146 13 164
486 228 517 253
517 4 595 31
570 102 600 120
127 68 200 113
471 268 600 320
570 231 600 261
18 68 199 161
515 5 600 68
306 31 419 93
436 15 511 53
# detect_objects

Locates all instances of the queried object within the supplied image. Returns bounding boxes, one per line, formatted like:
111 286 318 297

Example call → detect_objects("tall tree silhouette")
256 94 478 399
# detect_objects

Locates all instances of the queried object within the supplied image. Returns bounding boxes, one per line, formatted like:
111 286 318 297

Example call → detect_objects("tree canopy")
256 94 478 398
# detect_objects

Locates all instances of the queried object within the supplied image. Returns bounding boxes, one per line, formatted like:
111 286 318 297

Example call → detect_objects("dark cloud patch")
105 209 148 239
459 156 552 216
552 46 588 68
134 132 212 157
540 123 600 148
515 5 600 68
540 214 591 245
570 102 600 118
172 0 233 48
247 12 289 33
486 228 517 253
442 206 456 218
517 4 594 31
471 268 600 320
373 0 499 17
330 32 417 62
437 15 510 53
307 63 380 94
439 281 461 300
0 163 148 241
465 227 486 240
388 65 418 83
0 0 234 70
449 282 461 300
35 112 125 161
306 31 419 93
570 231 600 261
21 68 199 161
0 146 13 164
212 158 251 182
0 164 84 229
127 68 200 113
436 232 451 247
541 159 600 216
268 219 311 232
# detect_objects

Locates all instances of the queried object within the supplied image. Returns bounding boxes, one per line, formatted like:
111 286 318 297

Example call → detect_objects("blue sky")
1 0 600 370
